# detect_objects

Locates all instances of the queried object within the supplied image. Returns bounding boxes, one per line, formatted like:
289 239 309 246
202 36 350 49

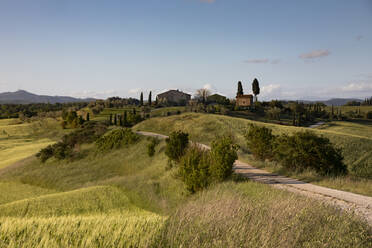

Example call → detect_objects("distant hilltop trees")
345 97 372 106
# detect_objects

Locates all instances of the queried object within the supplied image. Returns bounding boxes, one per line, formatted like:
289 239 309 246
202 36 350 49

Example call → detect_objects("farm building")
236 94 253 107
157 90 191 105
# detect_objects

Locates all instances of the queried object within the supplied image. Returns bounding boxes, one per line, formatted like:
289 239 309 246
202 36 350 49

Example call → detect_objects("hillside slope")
134 113 372 172
134 113 372 196
0 129 370 247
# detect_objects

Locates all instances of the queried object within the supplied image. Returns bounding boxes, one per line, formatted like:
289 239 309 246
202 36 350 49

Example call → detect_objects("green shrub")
36 145 54 163
96 128 139 151
147 137 159 157
366 111 372 119
179 145 211 193
178 136 238 193
52 143 72 160
209 136 239 181
274 131 347 176
165 131 189 162
244 124 275 160
62 121 108 147
37 121 108 163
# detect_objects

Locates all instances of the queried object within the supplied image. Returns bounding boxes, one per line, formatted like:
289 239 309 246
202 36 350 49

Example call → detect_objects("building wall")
158 91 191 103
236 96 253 106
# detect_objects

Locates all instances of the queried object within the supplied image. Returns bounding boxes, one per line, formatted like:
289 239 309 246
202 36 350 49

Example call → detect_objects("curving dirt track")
137 131 372 226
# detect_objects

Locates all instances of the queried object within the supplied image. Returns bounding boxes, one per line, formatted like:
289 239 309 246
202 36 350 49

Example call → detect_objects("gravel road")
137 131 372 226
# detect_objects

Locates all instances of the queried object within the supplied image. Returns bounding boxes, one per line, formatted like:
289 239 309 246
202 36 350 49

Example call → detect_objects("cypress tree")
155 96 158 106
119 115 122 126
86 112 90 121
252 78 260 102
148 91 152 106
133 108 136 115
114 114 117 126
237 81 243 96
109 114 113 125
140 92 144 106
123 111 128 127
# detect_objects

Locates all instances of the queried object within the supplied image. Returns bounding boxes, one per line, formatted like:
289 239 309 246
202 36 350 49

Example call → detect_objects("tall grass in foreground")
0 212 165 248
0 132 371 247
155 182 372 248
0 181 370 248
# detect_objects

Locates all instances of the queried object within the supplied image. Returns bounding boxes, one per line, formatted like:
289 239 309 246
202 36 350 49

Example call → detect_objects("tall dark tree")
86 112 90 121
155 96 158 106
109 114 113 125
148 91 152 106
123 111 128 127
114 114 117 126
237 81 243 96
252 78 260 102
133 108 136 115
140 92 144 106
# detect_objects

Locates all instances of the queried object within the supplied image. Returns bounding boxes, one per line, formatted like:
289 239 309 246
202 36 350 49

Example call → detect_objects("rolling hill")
0 90 95 104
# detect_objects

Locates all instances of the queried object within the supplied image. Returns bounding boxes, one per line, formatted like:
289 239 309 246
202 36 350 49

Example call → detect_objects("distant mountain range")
298 98 363 106
0 90 96 104
0 90 364 106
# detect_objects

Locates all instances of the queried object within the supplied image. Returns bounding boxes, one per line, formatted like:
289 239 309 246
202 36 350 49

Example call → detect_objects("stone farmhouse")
236 94 253 107
157 90 191 105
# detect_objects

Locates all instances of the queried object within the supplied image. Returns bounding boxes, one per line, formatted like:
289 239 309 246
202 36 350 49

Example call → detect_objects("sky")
0 0 371 100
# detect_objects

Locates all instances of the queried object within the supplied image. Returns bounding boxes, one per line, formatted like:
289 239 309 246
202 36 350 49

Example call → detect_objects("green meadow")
0 115 370 247
0 118 65 169
134 113 372 196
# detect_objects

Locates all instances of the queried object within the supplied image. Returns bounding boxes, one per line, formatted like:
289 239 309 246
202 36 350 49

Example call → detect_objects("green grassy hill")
134 113 372 195
0 118 370 247
0 118 65 169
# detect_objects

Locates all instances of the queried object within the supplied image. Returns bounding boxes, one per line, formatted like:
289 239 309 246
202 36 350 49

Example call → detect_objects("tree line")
0 102 89 119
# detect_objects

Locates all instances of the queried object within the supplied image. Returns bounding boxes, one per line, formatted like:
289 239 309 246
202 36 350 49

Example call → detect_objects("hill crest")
0 90 96 104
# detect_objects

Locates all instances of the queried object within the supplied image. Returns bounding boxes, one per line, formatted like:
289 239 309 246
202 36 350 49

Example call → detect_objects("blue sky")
0 0 371 100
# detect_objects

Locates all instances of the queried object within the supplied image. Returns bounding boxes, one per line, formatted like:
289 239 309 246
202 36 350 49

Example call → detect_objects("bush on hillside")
96 128 139 151
366 111 372 119
178 136 238 193
37 121 108 163
62 121 108 147
165 131 189 162
274 131 347 176
244 124 275 160
37 145 54 163
209 135 239 181
179 145 211 193
147 137 160 157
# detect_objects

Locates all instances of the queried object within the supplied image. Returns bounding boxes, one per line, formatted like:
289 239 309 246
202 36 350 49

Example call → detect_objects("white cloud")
203 83 213 90
244 59 269 64
299 49 330 59
128 88 141 94
68 90 119 99
243 58 280 64
356 35 364 41
262 84 281 94
341 82 372 92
